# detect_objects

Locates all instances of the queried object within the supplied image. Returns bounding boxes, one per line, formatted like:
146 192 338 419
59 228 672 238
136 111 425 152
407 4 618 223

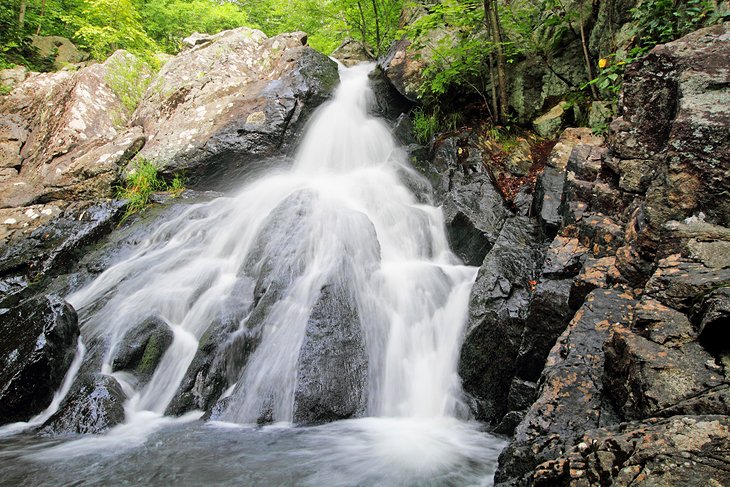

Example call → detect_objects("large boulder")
0 51 145 208
31 36 88 69
0 294 79 425
292 284 368 424
133 28 339 185
458 216 541 422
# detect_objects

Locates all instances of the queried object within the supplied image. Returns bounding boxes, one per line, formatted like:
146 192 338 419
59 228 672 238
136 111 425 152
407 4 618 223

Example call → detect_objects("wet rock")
569 256 621 309
496 289 636 484
41 373 126 435
532 166 565 238
112 316 174 385
541 236 587 279
368 66 413 121
0 294 79 425
529 416 730 486
459 217 541 422
645 254 730 313
0 200 125 303
293 284 368 424
331 38 373 66
134 28 339 186
427 136 508 266
515 278 574 382
165 318 240 417
577 214 624 257
604 321 724 421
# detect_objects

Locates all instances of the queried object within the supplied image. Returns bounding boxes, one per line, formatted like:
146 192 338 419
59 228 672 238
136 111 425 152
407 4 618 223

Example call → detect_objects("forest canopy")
0 0 404 68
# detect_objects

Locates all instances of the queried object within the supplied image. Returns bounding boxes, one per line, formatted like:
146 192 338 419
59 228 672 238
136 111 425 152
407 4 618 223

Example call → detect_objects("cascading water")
0 63 505 486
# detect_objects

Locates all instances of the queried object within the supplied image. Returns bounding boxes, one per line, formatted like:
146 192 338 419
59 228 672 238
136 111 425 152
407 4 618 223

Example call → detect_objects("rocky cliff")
420 23 729 486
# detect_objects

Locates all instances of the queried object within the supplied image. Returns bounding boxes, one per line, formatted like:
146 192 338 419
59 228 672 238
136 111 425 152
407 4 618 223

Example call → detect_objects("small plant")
116 157 184 222
105 53 157 113
412 108 440 144
0 84 12 96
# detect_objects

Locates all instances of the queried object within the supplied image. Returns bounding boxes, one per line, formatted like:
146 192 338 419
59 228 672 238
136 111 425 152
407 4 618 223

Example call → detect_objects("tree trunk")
485 0 508 123
18 0 27 30
579 0 598 99
370 0 381 55
36 0 47 35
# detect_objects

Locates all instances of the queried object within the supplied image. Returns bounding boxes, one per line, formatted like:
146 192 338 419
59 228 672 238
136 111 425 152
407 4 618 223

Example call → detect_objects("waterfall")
0 62 505 486
67 62 475 423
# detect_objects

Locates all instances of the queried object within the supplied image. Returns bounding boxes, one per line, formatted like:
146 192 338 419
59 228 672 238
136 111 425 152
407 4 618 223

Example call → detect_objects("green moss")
138 333 163 375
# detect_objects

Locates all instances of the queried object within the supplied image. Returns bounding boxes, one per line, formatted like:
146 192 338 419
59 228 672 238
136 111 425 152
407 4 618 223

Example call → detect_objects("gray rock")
331 38 373 66
133 28 339 186
530 415 730 486
31 36 88 69
112 316 174 385
292 284 368 424
41 373 126 435
495 289 636 484
532 166 565 238
0 295 79 425
458 217 541 422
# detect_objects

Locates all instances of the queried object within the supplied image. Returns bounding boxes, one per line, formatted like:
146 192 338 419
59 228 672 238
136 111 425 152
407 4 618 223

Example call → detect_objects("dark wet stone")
458 217 541 422
293 284 368 424
0 294 79 425
41 373 125 435
112 316 174 385
495 289 636 484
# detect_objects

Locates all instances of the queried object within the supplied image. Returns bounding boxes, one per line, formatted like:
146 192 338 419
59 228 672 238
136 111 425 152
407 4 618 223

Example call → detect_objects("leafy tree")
137 0 252 53
62 0 157 59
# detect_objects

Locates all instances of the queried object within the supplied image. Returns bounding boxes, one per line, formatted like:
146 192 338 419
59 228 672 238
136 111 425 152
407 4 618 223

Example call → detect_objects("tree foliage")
0 0 403 68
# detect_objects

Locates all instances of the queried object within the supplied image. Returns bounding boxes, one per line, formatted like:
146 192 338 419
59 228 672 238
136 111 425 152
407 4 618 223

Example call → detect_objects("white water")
0 63 505 485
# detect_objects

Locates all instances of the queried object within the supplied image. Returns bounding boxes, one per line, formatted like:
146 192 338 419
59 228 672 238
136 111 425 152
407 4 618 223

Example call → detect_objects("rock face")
418 134 509 266
133 28 339 185
0 295 79 425
41 373 126 435
293 284 368 424
484 24 730 486
112 317 174 385
0 51 144 208
331 38 373 66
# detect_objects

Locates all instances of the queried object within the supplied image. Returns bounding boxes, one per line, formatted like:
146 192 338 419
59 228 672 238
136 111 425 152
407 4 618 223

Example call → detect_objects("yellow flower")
598 58 608 69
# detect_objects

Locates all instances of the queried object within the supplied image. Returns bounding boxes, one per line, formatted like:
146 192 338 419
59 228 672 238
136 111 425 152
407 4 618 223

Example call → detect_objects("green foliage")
631 0 728 49
62 0 157 60
104 53 156 113
412 107 439 143
116 157 185 221
406 0 488 102
138 0 252 53
0 84 13 95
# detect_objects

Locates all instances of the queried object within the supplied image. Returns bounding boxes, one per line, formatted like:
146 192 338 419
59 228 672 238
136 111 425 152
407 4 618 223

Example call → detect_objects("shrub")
116 157 184 222
412 108 440 144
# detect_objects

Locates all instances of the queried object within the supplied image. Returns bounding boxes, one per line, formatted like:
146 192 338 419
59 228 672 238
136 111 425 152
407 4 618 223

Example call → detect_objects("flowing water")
0 63 505 486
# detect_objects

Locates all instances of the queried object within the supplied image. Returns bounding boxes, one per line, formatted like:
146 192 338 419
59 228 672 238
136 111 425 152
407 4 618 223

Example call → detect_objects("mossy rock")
112 316 174 384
